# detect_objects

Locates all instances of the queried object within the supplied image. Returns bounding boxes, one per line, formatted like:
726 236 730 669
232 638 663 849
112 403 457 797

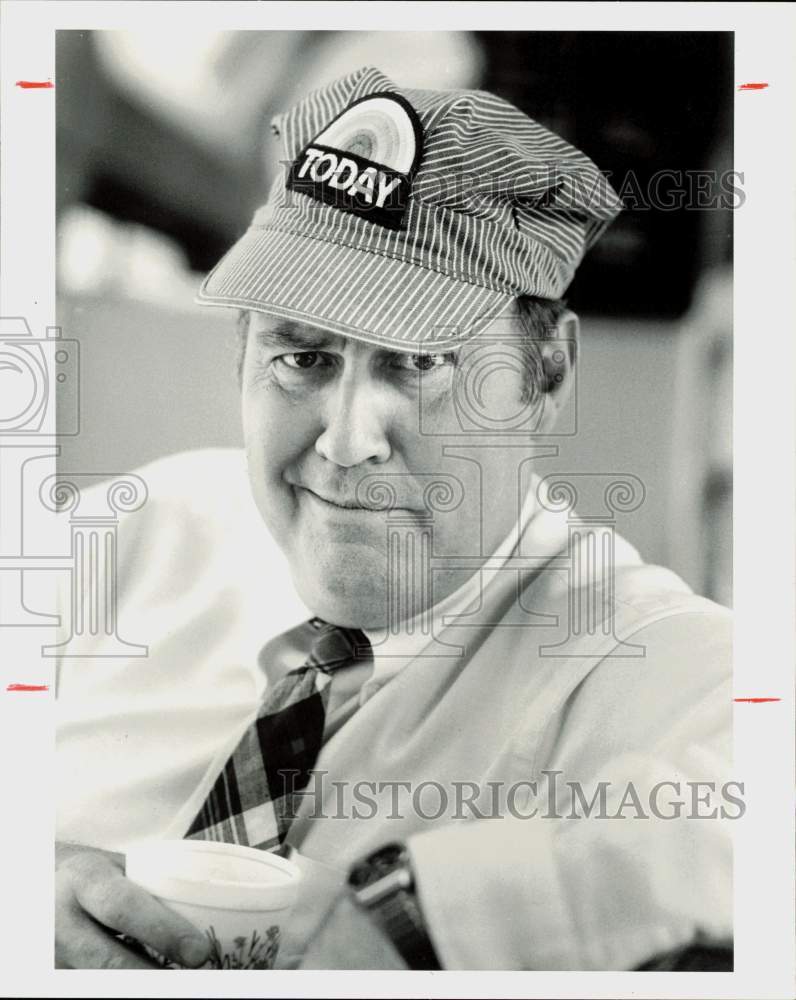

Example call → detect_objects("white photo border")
1 2 794 997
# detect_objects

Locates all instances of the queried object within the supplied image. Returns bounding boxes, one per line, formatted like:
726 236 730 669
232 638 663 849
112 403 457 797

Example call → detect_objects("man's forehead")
249 313 340 349
246 307 527 354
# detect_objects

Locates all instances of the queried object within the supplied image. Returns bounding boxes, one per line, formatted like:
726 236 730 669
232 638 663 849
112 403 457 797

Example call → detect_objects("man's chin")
291 551 391 630
297 588 391 631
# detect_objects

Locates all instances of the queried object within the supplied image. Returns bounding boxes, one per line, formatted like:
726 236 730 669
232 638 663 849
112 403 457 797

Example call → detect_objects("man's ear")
534 309 579 433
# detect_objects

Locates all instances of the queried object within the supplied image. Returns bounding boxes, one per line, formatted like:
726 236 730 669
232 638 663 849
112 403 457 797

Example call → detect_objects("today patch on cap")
286 92 424 231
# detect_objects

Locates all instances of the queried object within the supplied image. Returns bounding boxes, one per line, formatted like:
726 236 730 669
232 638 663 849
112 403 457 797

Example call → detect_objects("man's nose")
314 373 392 467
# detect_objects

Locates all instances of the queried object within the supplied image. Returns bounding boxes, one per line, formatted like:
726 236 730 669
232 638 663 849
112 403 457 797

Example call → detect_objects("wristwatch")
347 842 442 970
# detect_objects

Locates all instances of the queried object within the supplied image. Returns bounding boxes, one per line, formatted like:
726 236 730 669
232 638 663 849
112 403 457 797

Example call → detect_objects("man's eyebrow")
254 321 337 351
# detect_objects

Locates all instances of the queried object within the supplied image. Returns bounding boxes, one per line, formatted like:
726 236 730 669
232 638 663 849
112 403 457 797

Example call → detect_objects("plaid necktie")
185 617 372 851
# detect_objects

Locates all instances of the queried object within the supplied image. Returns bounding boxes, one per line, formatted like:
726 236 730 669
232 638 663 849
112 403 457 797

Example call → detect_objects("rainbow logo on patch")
287 92 424 230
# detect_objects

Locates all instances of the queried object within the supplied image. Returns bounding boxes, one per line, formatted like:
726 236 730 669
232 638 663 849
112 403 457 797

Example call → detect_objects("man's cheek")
244 425 294 514
246 403 303 467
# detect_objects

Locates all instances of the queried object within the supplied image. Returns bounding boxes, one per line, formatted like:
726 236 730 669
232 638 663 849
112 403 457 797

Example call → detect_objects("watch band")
348 842 442 970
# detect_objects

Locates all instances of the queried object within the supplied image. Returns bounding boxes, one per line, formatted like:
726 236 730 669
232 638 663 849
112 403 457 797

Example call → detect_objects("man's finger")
55 904 156 970
72 855 210 967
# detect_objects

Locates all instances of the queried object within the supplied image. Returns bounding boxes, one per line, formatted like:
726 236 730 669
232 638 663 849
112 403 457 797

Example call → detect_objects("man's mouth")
308 487 368 510
296 484 414 514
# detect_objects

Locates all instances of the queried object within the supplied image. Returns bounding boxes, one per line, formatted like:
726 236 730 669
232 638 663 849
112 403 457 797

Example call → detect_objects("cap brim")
196 227 516 352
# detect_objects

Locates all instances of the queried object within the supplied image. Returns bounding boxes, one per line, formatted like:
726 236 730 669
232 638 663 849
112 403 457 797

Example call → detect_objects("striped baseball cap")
197 66 622 350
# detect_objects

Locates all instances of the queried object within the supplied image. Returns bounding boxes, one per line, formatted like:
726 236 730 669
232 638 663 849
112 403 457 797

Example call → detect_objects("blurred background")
55 30 733 605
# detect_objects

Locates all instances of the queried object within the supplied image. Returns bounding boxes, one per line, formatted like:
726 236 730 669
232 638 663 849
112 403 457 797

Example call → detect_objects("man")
55 66 733 970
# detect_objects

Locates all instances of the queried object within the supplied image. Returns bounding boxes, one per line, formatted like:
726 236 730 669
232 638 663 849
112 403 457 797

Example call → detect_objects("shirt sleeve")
406 609 734 970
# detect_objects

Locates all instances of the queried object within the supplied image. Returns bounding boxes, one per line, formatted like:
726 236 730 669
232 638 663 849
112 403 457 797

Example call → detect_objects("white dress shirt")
55 447 732 970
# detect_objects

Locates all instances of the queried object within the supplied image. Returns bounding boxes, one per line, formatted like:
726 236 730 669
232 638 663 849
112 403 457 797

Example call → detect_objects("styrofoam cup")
125 839 302 969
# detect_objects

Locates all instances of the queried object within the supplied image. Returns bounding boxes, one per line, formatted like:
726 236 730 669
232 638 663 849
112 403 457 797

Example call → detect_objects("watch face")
349 842 406 890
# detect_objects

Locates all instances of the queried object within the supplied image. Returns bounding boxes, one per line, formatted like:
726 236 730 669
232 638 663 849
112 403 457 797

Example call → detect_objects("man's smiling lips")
294 484 417 516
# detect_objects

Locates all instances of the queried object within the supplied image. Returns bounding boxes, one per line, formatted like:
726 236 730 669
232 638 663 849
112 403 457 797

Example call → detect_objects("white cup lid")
125 840 302 911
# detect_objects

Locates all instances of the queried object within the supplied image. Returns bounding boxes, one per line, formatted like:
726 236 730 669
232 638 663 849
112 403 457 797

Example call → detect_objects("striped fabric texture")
197 66 623 350
185 618 372 851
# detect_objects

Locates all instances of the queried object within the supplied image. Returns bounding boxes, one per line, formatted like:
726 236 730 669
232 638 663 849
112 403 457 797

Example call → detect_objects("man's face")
241 307 547 629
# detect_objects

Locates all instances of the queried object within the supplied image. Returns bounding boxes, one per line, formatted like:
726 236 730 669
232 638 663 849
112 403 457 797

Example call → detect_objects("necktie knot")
305 617 372 674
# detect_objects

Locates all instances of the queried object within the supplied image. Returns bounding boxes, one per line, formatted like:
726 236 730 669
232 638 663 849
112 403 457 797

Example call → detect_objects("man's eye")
398 353 455 373
279 352 322 370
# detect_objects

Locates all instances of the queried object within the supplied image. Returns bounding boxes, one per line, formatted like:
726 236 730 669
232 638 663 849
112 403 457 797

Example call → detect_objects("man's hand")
298 894 408 970
55 842 211 969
